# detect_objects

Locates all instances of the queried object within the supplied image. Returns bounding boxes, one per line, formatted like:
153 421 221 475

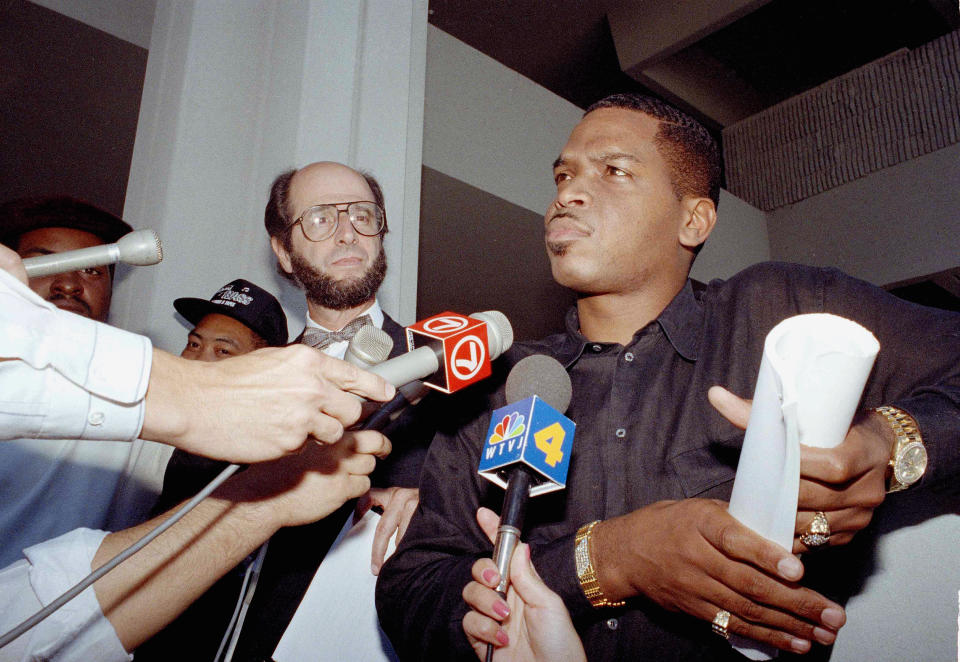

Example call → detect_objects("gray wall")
0 0 148 216
768 140 960 285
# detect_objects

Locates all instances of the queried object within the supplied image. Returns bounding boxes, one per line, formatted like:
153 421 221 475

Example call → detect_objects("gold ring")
800 511 831 548
711 609 730 639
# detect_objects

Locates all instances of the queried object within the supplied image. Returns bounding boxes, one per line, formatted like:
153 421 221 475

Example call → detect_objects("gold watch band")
575 520 625 608
874 405 925 492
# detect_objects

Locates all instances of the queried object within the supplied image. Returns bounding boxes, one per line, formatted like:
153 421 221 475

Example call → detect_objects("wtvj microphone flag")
478 395 575 497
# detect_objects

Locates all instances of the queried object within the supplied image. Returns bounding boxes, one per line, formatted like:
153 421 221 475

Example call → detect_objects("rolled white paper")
727 313 879 660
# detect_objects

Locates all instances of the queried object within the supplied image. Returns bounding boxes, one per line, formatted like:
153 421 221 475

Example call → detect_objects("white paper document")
727 313 879 660
273 510 398 662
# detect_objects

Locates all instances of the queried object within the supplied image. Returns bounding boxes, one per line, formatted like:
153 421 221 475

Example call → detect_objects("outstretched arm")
142 345 395 462
94 430 391 651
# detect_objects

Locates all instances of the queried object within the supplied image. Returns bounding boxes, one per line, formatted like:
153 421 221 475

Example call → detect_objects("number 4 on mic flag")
478 396 575 497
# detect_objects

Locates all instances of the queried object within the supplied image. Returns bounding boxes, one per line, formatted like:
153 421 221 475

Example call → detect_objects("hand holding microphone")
472 354 575 662
22 228 163 277
465 506 587 662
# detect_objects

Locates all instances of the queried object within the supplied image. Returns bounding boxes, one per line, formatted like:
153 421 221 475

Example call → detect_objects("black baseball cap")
174 279 288 347
0 196 133 249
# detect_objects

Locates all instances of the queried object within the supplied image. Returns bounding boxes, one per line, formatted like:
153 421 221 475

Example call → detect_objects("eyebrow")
19 247 54 257
188 330 242 348
553 151 642 170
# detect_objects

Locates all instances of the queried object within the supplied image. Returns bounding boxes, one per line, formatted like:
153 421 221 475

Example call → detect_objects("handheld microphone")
344 324 393 369
22 229 163 278
368 310 513 391
477 353 574 662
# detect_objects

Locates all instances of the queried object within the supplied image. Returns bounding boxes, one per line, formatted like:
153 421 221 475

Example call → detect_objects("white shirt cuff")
23 528 131 661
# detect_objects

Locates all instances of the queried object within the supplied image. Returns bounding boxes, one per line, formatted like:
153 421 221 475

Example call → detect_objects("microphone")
368 310 513 392
22 229 163 278
344 324 393 369
477 353 575 662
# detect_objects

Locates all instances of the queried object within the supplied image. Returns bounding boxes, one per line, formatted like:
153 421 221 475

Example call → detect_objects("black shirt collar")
556 280 704 364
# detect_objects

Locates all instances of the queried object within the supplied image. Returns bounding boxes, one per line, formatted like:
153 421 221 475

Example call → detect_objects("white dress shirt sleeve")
0 269 152 442
0 528 131 662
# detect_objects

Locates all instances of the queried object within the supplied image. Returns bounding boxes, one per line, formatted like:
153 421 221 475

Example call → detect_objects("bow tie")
301 315 373 351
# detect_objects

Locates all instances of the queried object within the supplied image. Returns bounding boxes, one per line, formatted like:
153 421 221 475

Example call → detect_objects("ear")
270 236 293 274
678 198 717 250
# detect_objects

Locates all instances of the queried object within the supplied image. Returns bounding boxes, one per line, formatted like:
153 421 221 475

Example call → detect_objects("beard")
289 247 387 311
545 240 570 257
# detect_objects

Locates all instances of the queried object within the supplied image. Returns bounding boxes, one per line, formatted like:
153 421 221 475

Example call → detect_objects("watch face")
894 442 928 485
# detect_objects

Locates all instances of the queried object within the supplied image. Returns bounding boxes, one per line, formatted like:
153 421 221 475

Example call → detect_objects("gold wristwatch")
574 520 625 608
874 405 927 492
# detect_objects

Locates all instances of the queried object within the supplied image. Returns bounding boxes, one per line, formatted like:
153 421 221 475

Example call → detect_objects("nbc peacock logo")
488 412 526 443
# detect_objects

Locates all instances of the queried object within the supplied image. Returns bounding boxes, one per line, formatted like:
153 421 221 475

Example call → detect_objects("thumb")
508 543 552 606
476 507 500 545
707 385 752 430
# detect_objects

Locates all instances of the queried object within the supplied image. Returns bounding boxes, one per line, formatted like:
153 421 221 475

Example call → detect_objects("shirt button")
624 352 634 362
615 428 626 438
591 344 602 352
606 618 619 630
88 411 105 426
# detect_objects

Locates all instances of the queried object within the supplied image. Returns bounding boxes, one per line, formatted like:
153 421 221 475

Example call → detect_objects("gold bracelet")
574 520 625 608
874 405 927 492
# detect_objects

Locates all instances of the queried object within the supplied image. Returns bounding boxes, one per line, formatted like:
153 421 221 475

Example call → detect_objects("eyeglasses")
288 201 386 242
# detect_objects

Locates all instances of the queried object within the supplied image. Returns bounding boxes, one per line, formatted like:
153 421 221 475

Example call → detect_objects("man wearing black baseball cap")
0 196 133 322
151 278 289 531
174 278 289 360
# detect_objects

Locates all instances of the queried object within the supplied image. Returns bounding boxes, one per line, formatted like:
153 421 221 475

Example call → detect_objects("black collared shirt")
377 262 960 661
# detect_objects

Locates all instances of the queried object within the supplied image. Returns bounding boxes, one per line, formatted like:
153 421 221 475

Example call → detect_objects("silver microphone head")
469 310 514 359
116 229 163 266
345 324 394 369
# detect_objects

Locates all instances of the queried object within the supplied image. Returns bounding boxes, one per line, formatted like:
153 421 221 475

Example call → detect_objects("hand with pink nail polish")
462 507 586 662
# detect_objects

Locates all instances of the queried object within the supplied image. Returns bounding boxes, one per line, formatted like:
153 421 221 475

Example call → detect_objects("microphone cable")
0 462 241 650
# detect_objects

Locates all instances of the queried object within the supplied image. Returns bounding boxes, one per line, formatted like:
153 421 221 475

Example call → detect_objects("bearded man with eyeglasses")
136 162 433 662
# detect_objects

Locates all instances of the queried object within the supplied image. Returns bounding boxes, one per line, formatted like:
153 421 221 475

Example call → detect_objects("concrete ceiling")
428 0 959 131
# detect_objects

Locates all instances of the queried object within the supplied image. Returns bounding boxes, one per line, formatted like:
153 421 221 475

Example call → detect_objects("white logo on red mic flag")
406 311 492 393
451 335 486 380
422 315 469 334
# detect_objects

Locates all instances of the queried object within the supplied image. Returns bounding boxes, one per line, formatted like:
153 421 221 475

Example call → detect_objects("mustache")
545 210 591 233
48 294 92 316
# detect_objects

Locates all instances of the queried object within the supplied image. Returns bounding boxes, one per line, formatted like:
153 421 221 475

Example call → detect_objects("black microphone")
22 229 163 277
476 355 574 661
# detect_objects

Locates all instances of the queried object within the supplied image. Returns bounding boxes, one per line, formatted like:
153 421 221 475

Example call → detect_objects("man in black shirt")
375 94 960 661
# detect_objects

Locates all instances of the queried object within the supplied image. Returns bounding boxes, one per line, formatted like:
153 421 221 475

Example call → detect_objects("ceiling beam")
606 0 773 69
606 0 774 127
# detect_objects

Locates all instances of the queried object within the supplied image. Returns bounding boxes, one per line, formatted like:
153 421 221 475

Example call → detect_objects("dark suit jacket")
137 313 438 662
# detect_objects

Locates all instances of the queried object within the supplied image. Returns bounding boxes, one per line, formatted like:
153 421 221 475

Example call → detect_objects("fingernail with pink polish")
493 601 510 618
482 569 499 584
496 629 509 646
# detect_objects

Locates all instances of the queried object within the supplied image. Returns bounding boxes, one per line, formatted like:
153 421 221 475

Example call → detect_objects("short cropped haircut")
586 93 720 209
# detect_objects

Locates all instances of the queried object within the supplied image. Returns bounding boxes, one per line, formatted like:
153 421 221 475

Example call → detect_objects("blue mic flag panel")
478 395 575 496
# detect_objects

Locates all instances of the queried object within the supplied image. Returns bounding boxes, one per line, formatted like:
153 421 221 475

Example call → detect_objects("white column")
114 0 426 351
